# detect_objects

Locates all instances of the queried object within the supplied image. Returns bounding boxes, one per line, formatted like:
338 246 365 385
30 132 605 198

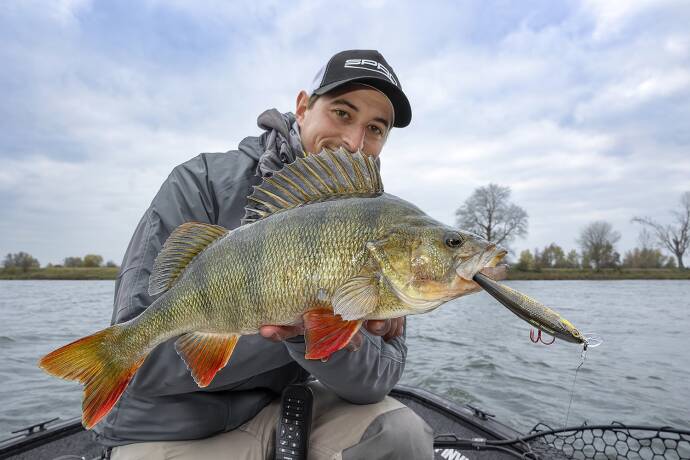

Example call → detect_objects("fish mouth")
455 245 508 281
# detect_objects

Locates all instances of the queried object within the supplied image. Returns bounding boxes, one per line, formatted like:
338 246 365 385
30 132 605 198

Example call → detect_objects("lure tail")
38 326 144 429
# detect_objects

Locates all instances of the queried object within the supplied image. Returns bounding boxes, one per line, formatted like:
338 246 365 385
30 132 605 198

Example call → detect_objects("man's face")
295 84 394 158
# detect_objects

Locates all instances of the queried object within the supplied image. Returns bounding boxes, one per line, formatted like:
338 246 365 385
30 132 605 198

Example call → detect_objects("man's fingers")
259 325 304 342
395 317 405 337
345 332 363 352
383 318 405 342
365 319 392 336
363 318 406 342
261 316 405 348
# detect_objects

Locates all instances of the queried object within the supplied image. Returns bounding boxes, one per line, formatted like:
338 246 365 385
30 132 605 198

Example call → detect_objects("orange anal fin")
303 308 363 360
38 326 144 429
174 332 240 387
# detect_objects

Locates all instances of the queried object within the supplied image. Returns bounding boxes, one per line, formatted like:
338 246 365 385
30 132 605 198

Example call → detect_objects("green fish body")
160 194 423 332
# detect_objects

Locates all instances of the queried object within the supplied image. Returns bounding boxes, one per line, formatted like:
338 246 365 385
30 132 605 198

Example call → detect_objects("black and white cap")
309 49 411 128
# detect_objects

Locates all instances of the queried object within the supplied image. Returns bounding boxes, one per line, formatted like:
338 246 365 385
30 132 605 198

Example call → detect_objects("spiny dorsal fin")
149 222 228 296
242 148 383 224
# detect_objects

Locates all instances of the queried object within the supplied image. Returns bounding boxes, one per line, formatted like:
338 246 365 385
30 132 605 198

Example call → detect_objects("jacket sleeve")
112 154 219 326
111 152 270 397
282 325 407 404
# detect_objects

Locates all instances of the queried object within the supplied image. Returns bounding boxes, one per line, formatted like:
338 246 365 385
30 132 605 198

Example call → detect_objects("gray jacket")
93 110 407 447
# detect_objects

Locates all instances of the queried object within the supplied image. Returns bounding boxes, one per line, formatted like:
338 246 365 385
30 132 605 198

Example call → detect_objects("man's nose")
341 127 366 153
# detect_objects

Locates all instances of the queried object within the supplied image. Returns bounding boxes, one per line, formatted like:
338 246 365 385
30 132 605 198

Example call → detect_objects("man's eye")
333 109 349 119
369 125 383 136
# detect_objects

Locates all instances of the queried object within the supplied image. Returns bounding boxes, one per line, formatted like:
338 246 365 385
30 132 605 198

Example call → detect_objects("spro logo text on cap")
344 59 398 86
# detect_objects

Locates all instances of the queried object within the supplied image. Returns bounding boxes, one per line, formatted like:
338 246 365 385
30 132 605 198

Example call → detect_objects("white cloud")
581 0 679 41
575 69 690 122
46 0 93 25
664 35 690 58
1 1 690 265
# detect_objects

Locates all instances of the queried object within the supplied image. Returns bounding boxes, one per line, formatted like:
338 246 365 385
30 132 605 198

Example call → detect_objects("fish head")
367 218 507 312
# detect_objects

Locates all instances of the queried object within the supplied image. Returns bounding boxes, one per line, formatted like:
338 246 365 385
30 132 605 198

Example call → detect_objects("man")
95 50 433 459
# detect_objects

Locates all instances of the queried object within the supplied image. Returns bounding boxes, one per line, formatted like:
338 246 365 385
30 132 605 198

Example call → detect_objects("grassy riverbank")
1 267 688 280
507 268 690 280
0 267 119 280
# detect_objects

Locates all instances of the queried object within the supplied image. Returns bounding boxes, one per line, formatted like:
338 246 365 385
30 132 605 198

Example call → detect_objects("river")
1 280 688 436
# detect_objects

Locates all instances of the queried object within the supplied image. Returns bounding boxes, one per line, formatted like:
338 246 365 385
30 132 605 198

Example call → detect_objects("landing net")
527 422 690 460
434 422 690 459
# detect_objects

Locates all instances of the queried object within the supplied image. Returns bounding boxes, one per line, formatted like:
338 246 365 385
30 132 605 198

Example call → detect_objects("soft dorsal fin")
242 148 383 224
149 222 228 296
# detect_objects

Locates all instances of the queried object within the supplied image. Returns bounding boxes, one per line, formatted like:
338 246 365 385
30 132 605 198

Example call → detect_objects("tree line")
3 253 118 272
455 185 689 270
4 188 688 273
515 233 676 271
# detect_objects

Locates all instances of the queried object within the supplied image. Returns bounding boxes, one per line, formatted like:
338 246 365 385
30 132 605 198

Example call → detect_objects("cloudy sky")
1 0 689 265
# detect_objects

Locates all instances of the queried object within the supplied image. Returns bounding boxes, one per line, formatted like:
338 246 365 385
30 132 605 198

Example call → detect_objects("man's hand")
363 318 405 342
259 318 405 351
259 324 305 342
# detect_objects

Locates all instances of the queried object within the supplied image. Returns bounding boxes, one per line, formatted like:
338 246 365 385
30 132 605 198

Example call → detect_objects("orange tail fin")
38 326 144 429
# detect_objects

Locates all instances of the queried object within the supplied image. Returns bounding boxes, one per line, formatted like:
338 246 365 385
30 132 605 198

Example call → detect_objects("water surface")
1 280 688 436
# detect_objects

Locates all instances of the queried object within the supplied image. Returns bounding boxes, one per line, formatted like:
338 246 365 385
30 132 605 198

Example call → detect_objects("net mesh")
527 422 690 460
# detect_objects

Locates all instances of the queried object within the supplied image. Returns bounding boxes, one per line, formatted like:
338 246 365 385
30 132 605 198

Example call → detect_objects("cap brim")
313 77 411 128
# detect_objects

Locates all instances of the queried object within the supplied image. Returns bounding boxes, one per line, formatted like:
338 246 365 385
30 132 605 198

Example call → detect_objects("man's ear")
295 90 309 124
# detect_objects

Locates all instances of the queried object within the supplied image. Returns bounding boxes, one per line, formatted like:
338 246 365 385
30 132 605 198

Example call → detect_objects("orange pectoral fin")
174 332 240 387
303 308 363 360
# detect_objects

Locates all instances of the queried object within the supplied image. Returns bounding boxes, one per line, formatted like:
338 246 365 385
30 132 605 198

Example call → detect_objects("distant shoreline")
0 267 119 280
506 268 690 280
1 266 688 280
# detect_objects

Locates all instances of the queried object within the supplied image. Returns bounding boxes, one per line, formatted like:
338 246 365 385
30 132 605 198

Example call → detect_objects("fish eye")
444 232 464 248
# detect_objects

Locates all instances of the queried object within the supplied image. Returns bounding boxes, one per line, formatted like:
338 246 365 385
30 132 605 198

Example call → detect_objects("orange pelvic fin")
174 332 240 387
38 326 144 429
303 308 363 360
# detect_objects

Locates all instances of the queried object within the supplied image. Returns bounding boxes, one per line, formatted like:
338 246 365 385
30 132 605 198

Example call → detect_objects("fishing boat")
2 383 688 460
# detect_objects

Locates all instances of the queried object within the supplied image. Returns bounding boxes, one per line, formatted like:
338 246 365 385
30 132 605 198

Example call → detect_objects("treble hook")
529 328 556 345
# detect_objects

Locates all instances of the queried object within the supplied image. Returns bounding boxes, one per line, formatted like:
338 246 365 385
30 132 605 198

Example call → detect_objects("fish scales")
236 195 407 326
137 195 403 338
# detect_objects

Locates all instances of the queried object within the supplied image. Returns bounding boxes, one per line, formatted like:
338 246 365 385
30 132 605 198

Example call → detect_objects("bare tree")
565 250 580 269
637 228 655 250
3 252 40 272
515 249 535 271
455 184 528 247
538 243 567 268
64 257 83 267
632 191 690 269
83 254 104 267
577 221 621 270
